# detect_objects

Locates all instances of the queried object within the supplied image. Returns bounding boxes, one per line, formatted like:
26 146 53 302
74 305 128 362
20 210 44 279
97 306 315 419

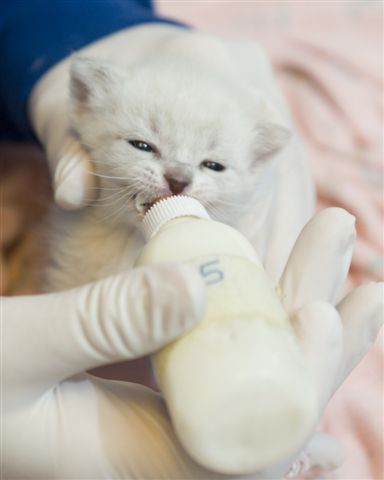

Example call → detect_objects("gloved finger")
291 302 343 412
3 264 206 403
285 433 345 479
334 282 383 389
29 68 96 210
280 208 355 313
54 137 98 209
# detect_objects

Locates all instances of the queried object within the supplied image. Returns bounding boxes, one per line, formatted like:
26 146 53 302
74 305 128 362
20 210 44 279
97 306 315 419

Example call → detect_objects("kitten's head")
69 56 291 228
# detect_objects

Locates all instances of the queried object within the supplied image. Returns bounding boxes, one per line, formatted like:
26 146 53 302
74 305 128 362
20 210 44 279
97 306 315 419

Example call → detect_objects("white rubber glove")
2 263 216 479
280 208 383 478
3 208 382 479
28 24 313 280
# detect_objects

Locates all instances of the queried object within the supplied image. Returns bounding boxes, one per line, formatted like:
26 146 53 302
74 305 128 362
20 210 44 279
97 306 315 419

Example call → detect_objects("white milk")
136 196 317 474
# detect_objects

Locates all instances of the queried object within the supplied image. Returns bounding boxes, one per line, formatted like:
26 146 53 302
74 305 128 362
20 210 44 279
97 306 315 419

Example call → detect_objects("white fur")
45 41 291 291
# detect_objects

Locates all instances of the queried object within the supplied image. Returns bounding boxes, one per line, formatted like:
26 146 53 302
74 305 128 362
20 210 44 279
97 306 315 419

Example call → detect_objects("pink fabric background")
156 2 383 478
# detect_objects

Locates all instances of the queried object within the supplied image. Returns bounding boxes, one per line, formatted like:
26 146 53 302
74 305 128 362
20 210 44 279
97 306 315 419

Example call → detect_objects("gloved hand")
278 208 383 478
3 207 382 479
3 263 212 478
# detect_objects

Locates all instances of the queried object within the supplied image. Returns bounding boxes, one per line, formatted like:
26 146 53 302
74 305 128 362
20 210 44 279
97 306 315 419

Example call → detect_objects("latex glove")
2 263 216 479
3 207 382 479
279 208 383 478
28 24 313 278
2 260 281 479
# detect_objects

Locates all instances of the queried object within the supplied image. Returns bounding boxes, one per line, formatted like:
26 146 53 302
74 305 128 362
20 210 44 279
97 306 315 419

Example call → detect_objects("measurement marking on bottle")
199 259 224 285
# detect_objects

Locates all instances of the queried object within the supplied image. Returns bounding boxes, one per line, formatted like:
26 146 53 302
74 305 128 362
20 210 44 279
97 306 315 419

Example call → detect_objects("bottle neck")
141 196 211 241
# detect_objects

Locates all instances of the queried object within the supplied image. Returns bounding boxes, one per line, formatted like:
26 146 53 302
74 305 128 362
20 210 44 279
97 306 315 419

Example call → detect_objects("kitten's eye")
128 140 155 153
201 160 226 172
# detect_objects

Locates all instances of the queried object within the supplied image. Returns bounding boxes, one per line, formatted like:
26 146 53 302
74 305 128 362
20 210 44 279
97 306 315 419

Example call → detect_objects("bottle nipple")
141 195 210 240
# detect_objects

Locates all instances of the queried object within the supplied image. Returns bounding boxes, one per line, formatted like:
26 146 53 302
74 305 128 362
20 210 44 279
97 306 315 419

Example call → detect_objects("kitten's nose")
164 175 190 195
164 162 192 194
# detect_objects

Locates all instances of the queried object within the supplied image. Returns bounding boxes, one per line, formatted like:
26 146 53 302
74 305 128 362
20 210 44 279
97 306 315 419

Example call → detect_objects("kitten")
45 34 291 291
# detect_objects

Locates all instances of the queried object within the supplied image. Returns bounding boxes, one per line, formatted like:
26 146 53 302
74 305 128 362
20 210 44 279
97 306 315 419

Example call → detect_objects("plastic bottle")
136 195 318 474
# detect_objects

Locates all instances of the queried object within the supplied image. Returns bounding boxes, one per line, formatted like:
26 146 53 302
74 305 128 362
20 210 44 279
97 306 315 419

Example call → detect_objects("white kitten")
45 40 291 291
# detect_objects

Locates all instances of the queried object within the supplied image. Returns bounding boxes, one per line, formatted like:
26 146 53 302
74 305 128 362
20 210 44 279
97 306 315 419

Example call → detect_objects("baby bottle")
136 196 317 474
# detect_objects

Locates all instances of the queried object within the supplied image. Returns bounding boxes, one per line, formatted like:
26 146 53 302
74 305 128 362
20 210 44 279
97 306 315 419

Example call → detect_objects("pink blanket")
157 1 383 478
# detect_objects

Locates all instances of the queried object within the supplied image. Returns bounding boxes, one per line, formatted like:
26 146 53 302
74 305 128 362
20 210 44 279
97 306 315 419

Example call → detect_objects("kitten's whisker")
82 189 129 206
101 189 139 209
93 196 130 209
82 186 139 210
94 201 127 224
100 197 134 224
213 199 245 211
89 159 113 165
88 171 134 181
206 204 225 221
96 183 152 223
96 188 132 203
213 198 240 206
87 186 129 191
88 190 125 204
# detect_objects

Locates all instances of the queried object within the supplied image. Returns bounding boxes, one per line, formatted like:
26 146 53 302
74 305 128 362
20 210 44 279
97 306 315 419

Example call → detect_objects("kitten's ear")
70 56 123 110
252 93 292 160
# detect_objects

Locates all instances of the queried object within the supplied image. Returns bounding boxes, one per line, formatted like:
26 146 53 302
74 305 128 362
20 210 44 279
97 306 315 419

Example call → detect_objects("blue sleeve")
0 0 185 141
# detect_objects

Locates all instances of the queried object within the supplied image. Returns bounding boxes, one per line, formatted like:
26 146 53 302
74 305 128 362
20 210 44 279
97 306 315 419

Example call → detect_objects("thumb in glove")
3 263 206 406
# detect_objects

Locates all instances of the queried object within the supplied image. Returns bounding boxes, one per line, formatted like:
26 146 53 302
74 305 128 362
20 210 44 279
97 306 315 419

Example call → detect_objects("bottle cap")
141 195 210 240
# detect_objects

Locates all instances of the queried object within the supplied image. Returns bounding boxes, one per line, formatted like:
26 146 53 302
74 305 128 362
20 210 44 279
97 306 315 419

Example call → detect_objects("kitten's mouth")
134 193 172 215
144 195 173 212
